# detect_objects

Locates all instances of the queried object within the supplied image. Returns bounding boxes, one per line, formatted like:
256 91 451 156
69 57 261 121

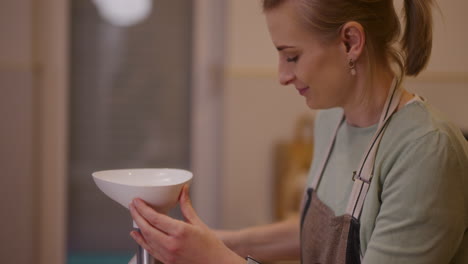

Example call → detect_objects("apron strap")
307 78 403 219
346 79 403 219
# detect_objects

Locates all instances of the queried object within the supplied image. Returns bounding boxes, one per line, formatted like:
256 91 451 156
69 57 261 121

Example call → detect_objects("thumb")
179 184 202 226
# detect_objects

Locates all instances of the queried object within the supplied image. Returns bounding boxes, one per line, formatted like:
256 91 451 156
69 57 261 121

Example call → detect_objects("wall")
0 0 69 263
34 1 69 263
222 0 312 229
0 1 36 263
402 0 468 131
222 0 468 229
191 0 227 228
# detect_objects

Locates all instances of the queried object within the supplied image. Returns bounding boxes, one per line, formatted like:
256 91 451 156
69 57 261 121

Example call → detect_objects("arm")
363 132 466 264
216 215 301 262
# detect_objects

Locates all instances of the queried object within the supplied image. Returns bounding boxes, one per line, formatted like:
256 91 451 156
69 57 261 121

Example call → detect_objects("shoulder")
377 100 468 184
386 100 462 141
361 100 468 260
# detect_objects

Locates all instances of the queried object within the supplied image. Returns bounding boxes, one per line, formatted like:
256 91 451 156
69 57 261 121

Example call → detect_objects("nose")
278 63 295 86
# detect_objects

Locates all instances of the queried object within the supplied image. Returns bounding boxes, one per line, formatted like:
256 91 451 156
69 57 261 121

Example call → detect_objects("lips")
297 87 309 96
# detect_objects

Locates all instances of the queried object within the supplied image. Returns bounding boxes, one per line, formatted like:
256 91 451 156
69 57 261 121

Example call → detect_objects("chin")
305 97 336 110
305 97 322 110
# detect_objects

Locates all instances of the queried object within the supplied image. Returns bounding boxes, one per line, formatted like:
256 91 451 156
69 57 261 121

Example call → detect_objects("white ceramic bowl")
92 168 193 213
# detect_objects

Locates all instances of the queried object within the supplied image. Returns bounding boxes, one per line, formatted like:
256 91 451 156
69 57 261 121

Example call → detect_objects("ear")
340 22 365 61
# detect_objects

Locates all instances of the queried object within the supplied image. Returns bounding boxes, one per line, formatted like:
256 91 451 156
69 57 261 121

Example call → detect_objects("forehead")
264 1 314 48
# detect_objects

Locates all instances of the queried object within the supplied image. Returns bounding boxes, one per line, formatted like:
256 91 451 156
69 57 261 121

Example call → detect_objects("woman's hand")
129 185 245 264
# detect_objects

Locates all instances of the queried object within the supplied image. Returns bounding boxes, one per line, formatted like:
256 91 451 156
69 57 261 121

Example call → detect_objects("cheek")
298 53 345 87
297 48 346 78
297 51 349 107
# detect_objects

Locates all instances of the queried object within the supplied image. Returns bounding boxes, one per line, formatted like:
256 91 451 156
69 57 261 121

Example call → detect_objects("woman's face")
265 2 352 109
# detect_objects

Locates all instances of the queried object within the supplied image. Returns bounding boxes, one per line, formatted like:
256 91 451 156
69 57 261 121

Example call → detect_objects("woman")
129 0 468 263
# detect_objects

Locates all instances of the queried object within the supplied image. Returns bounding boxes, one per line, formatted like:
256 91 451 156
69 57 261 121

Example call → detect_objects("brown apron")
300 79 403 264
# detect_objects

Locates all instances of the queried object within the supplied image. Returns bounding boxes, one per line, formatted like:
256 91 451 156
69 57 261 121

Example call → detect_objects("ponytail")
402 0 434 76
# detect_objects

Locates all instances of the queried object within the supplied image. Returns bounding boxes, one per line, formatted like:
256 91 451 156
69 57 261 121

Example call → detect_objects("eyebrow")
276 45 295 51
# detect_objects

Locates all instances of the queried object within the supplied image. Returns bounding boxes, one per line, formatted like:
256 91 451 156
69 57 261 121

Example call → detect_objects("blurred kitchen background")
0 0 467 264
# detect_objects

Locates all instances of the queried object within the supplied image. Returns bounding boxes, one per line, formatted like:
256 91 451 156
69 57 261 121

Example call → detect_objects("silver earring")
348 59 356 76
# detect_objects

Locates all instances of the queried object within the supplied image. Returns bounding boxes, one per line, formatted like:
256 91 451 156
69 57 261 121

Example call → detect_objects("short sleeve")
362 131 466 264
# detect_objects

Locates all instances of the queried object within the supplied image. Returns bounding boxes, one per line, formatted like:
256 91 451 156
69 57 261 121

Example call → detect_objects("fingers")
129 202 170 241
131 198 186 237
129 230 164 261
179 185 202 226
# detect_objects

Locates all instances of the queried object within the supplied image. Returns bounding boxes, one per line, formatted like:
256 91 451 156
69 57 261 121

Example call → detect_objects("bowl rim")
92 168 193 187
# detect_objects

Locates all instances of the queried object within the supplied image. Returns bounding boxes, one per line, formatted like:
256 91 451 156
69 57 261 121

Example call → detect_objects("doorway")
67 1 192 262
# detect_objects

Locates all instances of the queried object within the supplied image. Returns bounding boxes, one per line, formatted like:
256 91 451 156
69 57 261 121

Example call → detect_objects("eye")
286 55 299 63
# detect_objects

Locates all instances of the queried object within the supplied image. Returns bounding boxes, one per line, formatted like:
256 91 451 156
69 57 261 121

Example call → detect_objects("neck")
342 67 397 128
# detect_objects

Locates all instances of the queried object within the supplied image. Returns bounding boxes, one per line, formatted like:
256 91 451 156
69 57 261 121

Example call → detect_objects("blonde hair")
262 0 434 77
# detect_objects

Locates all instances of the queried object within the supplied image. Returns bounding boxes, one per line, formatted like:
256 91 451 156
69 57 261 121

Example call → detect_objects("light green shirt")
308 99 468 263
